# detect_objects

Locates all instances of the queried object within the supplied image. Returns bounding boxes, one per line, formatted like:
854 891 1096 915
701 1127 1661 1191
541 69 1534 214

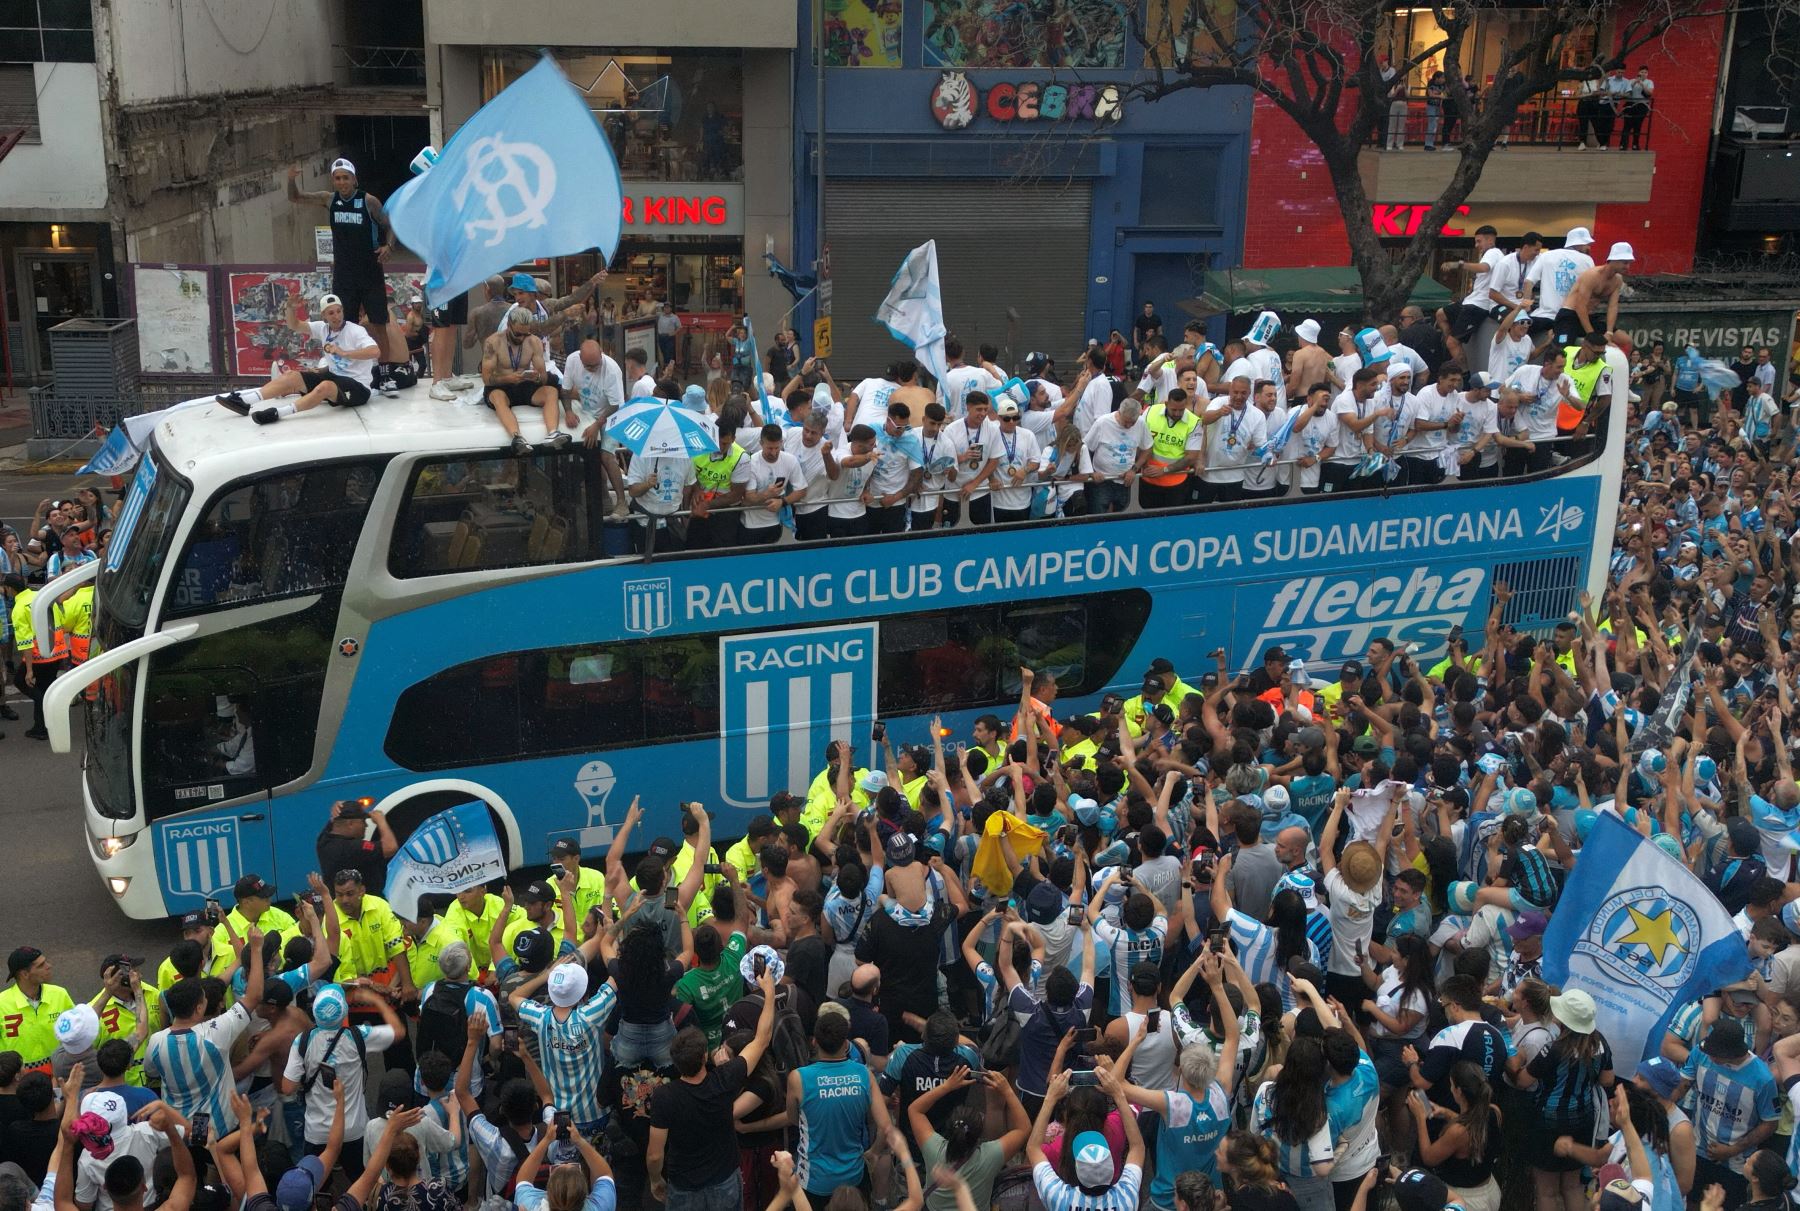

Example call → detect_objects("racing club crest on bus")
622 576 673 636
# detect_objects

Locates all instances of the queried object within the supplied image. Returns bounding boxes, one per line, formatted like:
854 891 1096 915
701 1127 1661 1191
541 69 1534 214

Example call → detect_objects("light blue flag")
743 315 788 424
1254 408 1299 465
875 240 950 385
385 57 623 307
1542 812 1749 1077
384 801 506 920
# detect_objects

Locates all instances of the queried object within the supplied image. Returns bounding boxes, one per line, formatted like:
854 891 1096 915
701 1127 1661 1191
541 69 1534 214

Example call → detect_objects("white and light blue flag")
875 240 950 385
1255 408 1300 465
1542 812 1749 1077
386 56 623 306
384 801 507 920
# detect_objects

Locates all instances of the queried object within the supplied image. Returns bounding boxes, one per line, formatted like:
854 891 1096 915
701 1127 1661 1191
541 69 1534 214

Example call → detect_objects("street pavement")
2 466 172 993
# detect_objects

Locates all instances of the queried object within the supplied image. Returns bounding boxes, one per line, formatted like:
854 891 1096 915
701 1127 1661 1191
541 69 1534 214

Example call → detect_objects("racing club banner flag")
1542 813 1749 1077
384 801 506 920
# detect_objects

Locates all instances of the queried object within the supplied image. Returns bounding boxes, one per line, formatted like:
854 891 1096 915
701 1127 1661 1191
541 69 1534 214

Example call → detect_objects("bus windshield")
95 450 192 634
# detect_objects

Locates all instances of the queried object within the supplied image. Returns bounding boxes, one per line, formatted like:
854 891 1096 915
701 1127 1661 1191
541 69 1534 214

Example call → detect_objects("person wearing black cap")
0 948 71 1076
213 874 299 958
1672 1018 1779 1205
315 799 398 896
547 838 606 923
1246 647 1291 697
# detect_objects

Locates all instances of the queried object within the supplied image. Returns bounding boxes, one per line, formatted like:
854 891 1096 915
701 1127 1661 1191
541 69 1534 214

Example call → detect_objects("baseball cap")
1465 370 1494 391
521 879 556 904
310 984 348 1028
1598 1177 1649 1211
550 838 582 857
1352 735 1379 754
1024 351 1049 373
275 1157 327 1211
1023 880 1064 925
1505 786 1538 816
509 272 538 292
860 770 889 794
512 928 553 972
1145 657 1176 677
1296 725 1325 750
55 1003 100 1054
1447 880 1478 913
100 953 143 975
1071 1130 1114 1188
329 158 356 175
180 911 209 931
81 1089 130 1137
1726 815 1760 855
1636 1055 1682 1099
994 398 1020 418
1564 226 1594 247
1506 910 1549 941
646 836 679 863
6 946 41 981
884 830 916 867
1392 1169 1450 1211
234 874 275 901
1722 973 1764 1005
1276 869 1319 911
1068 795 1100 827
546 963 589 1008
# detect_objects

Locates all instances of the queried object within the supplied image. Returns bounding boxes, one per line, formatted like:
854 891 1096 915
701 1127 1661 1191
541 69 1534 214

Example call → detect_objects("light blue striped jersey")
1680 1049 1778 1170
1092 916 1167 1014
1226 908 1317 1012
1252 1079 1333 1179
516 982 618 1129
142 1002 253 1132
1030 1160 1142 1211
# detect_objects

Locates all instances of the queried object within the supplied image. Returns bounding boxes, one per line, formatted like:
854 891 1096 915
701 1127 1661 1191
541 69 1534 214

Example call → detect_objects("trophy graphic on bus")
572 759 618 848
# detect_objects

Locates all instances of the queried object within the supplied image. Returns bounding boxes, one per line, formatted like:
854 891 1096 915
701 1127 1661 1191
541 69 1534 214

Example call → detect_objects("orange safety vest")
1009 695 1063 742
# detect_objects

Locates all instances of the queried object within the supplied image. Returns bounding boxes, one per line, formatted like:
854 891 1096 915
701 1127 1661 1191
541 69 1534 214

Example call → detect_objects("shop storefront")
795 2 1251 377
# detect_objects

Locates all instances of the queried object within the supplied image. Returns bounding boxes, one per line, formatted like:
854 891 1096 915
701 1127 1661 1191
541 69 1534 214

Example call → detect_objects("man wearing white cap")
1525 227 1596 348
216 292 378 424
287 158 403 365
1562 242 1634 342
1285 318 1332 402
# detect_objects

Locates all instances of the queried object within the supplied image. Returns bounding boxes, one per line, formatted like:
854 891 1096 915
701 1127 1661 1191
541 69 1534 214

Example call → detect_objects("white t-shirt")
1385 343 1428 380
1490 330 1532 382
1020 404 1056 446
1085 412 1151 478
1072 375 1116 433
1506 364 1565 441
1330 388 1375 464
1462 247 1504 307
560 351 624 419
847 377 898 430
1243 346 1287 409
944 416 1002 501
870 429 923 497
1527 248 1595 317
1039 440 1092 506
1242 406 1286 492
825 443 875 518
1284 406 1334 489
1369 968 1429 1040
628 372 657 399
76 1122 164 1211
1489 251 1529 309
1203 404 1268 484
283 1023 397 1144
1330 352 1361 391
628 455 693 518
988 425 1042 511
308 319 378 386
1324 867 1379 976
1454 395 1501 469
1372 386 1414 456
942 364 1001 418
730 450 806 529
917 426 958 501
1137 361 1179 405
1407 385 1460 455
783 429 833 514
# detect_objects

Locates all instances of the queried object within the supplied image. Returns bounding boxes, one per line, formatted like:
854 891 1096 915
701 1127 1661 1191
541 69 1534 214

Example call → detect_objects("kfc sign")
622 183 743 235
1372 204 1472 237
929 72 1124 130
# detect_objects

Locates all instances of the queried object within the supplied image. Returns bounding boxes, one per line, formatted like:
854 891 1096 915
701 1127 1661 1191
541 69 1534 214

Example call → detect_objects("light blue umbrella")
605 396 718 457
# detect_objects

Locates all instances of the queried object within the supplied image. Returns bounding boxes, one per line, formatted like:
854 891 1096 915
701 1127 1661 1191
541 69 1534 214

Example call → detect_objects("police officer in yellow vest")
59 583 93 665
12 583 67 740
1141 387 1204 510
1557 332 1610 457
689 442 745 549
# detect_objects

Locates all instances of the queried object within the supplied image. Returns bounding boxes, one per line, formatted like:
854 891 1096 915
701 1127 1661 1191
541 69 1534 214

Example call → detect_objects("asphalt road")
1 467 172 998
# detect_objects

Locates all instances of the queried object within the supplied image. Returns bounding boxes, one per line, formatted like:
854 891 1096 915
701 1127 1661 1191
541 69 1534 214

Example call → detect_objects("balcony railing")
1371 92 1656 151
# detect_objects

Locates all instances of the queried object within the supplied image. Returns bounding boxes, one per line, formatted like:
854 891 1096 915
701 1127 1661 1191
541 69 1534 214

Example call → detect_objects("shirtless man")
482 306 568 456
1559 243 1633 341
1286 318 1332 402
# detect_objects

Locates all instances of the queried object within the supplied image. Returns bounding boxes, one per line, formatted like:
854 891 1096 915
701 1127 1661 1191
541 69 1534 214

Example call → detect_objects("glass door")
15 249 101 379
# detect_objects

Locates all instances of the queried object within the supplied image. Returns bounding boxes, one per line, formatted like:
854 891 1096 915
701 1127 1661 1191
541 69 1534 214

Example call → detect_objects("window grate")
1492 555 1581 633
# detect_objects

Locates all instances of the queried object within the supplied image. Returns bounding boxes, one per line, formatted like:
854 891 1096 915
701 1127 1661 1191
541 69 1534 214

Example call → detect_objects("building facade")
792 0 1252 378
423 0 796 377
1241 7 1722 301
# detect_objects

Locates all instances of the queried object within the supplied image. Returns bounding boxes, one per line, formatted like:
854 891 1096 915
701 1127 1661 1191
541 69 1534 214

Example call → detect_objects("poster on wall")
922 0 1127 68
823 0 902 66
623 317 658 378
227 268 425 378
130 266 215 375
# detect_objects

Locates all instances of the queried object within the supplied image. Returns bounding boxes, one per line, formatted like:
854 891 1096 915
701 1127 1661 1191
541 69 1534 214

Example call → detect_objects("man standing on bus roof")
724 424 809 546
286 159 406 367
316 798 399 894
216 294 379 425
482 306 570 457
1560 242 1633 344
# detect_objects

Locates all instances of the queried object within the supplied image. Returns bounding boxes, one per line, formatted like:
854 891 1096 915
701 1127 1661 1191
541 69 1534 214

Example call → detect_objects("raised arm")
676 802 710 912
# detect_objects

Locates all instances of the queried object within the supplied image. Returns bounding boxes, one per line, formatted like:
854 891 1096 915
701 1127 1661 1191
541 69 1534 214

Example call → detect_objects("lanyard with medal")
1224 406 1246 452
1000 426 1018 469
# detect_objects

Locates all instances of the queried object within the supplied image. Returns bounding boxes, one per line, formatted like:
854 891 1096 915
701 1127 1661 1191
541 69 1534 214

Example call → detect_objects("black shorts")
1448 303 1488 343
332 277 391 327
428 292 468 327
1552 308 1595 345
298 370 370 407
1525 314 1556 337
486 381 549 411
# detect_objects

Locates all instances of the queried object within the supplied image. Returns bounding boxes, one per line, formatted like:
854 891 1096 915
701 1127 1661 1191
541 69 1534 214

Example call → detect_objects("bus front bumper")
83 771 168 920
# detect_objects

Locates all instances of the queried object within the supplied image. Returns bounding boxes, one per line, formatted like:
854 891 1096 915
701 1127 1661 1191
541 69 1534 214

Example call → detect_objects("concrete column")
741 48 794 339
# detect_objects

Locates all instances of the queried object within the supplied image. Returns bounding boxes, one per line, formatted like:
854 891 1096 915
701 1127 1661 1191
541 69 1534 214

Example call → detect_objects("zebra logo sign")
160 818 241 899
719 623 878 808
622 576 674 636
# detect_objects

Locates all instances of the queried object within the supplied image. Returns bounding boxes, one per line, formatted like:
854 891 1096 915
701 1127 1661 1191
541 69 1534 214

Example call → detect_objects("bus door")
140 661 277 913
718 622 879 809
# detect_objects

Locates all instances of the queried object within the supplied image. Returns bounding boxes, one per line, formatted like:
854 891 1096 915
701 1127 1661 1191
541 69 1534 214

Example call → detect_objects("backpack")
415 980 472 1067
1107 375 1129 410
979 1006 1022 1070
732 986 811 1076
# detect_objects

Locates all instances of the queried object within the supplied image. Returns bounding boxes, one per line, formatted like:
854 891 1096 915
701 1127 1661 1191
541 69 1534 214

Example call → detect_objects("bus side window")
166 460 389 616
389 450 600 577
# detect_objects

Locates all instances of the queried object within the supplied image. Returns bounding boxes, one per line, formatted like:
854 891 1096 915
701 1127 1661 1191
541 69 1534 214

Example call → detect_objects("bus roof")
150 383 560 476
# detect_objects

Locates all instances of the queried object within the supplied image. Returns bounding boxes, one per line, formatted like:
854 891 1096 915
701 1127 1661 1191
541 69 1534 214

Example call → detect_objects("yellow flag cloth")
971 810 1047 897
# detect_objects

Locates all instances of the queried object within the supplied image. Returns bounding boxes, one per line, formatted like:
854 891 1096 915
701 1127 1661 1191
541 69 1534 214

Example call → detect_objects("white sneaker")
608 498 630 520
428 382 457 402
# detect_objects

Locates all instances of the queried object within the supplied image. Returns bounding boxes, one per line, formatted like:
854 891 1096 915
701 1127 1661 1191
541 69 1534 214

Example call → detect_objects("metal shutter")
825 179 1092 380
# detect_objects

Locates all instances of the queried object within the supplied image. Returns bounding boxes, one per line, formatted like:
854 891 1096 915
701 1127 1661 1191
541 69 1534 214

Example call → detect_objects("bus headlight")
91 832 138 860
106 877 130 897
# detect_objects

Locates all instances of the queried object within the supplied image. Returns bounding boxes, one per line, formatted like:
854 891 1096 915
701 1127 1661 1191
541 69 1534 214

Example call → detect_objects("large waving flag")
386 57 623 306
384 801 507 920
875 240 950 385
1543 813 1749 1077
